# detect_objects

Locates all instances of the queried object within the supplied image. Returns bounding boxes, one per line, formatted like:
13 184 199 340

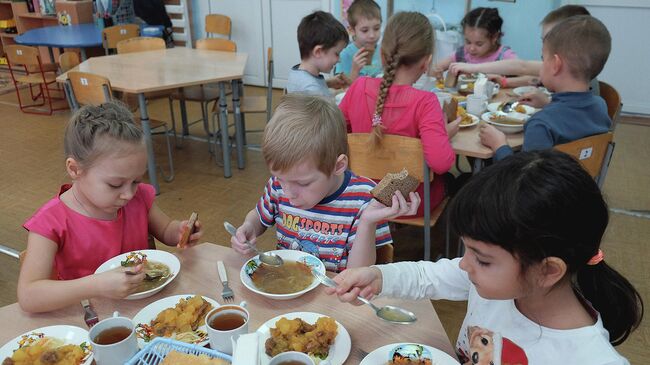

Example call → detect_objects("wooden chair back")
598 81 622 129
116 37 166 54
67 71 113 106
196 38 237 52
347 134 432 183
59 52 80 72
376 243 394 264
205 14 231 38
554 132 614 179
5 45 40 67
102 24 140 53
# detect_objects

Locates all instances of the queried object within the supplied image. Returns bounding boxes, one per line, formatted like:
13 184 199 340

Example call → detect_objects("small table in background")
15 23 102 62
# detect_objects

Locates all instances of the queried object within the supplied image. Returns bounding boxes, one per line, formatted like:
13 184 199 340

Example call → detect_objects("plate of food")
456 106 479 128
240 249 325 300
458 72 483 83
512 86 551 97
0 325 93 365
94 250 180 300
481 111 528 134
359 343 460 365
257 312 351 365
487 101 536 115
133 294 218 348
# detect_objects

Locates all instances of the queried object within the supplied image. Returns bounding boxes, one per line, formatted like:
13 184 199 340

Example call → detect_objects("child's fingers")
338 286 363 304
323 286 337 296
359 286 376 299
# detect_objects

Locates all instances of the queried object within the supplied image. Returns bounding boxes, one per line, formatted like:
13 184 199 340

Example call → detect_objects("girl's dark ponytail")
577 261 643 345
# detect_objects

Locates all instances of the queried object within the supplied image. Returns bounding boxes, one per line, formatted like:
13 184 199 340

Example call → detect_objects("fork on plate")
217 260 234 302
81 299 98 328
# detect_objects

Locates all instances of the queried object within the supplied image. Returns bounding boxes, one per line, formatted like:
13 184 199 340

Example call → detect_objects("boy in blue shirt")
287 11 350 97
480 16 612 160
335 0 383 81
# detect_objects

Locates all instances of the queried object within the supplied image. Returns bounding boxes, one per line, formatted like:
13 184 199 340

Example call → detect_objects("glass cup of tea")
269 351 316 365
88 312 139 365
205 301 249 355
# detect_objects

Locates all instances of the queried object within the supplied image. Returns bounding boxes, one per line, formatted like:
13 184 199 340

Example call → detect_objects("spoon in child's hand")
223 221 284 267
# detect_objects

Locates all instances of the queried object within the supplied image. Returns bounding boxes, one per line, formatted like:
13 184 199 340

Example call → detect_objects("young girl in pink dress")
339 12 460 216
19 101 203 313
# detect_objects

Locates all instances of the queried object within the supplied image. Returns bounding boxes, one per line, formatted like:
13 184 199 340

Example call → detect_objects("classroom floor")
0 85 647 363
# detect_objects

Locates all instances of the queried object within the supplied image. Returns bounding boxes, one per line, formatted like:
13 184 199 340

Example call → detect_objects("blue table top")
15 23 102 48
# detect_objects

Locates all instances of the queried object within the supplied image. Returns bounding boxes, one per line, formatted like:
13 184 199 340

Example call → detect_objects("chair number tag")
80 77 88 86
120 29 127 35
579 147 593 160
16 50 22 55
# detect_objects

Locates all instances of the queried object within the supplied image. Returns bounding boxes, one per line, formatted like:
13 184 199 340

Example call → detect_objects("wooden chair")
376 243 394 264
347 134 449 261
598 81 622 130
65 71 175 181
554 132 615 189
205 14 232 39
58 52 80 73
116 36 166 54
168 38 237 148
102 24 140 55
225 47 274 147
5 45 67 115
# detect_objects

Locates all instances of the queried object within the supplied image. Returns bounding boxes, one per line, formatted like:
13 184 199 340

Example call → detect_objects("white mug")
205 301 249 355
434 92 452 109
269 351 316 365
474 79 496 99
466 94 489 116
88 312 139 365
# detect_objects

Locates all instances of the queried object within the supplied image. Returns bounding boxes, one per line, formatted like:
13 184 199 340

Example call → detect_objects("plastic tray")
126 337 232 365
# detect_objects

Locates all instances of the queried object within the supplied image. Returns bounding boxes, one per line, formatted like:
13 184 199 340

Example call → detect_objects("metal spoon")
223 221 284 267
311 269 417 324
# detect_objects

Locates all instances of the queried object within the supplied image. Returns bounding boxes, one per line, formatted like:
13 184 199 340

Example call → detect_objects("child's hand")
176 219 203 249
97 264 146 299
351 48 370 73
362 191 421 224
479 123 507 151
446 116 462 138
230 222 258 255
448 62 477 76
323 267 383 304
327 73 351 89
518 90 551 108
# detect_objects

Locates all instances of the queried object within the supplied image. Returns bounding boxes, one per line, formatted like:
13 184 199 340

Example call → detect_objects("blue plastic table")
15 23 102 62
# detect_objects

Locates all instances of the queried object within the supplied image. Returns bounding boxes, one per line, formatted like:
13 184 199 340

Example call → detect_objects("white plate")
487 102 536 115
512 86 550 97
240 249 325 300
257 312 351 365
132 294 220 348
481 112 526 134
360 343 460 365
94 249 180 300
0 325 93 364
459 114 479 128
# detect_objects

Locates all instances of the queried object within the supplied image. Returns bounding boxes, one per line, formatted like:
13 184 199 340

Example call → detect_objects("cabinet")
193 0 329 88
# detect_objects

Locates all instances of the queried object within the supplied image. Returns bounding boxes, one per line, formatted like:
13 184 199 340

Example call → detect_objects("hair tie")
587 249 604 265
372 113 383 127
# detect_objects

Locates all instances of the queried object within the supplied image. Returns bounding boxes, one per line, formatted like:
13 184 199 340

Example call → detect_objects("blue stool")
141 25 164 38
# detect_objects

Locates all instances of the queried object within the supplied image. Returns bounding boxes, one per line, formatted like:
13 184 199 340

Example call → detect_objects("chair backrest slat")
5 45 39 67
103 24 140 53
205 14 231 39
59 52 80 73
554 132 614 178
67 71 113 106
195 38 237 52
598 81 622 130
347 133 431 183
116 37 166 54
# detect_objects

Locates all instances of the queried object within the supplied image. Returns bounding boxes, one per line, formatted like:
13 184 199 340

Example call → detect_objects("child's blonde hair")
347 0 381 28
372 12 433 147
543 15 611 82
263 94 348 175
64 101 143 168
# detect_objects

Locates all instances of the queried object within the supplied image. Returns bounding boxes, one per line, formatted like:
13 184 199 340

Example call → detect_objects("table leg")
80 48 87 61
138 93 160 194
231 79 244 169
180 98 189 136
218 82 232 178
47 47 55 64
472 158 484 174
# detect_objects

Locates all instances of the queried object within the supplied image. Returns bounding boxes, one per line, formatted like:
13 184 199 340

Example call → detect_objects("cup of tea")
205 301 249 355
88 312 139 365
466 93 489 116
269 351 316 365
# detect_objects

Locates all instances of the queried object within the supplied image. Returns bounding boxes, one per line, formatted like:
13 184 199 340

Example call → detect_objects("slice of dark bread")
371 169 420 206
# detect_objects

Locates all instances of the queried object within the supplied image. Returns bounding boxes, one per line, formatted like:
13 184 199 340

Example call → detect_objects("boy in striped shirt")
230 94 420 272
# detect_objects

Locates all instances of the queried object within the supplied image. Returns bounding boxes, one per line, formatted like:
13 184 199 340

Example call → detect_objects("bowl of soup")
239 250 325 300
94 249 180 300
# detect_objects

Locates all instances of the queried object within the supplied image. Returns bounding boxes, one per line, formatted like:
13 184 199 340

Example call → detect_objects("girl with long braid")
339 12 460 216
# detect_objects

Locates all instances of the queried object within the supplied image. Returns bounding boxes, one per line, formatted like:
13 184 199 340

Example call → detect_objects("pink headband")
587 249 604 265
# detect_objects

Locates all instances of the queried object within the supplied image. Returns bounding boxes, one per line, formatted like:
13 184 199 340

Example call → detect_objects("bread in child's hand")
371 169 419 207
160 351 230 365
179 212 198 248
443 97 458 123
